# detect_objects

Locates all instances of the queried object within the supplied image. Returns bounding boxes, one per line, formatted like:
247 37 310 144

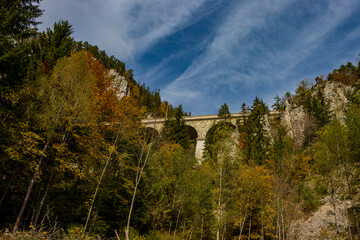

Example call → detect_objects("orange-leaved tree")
83 55 146 235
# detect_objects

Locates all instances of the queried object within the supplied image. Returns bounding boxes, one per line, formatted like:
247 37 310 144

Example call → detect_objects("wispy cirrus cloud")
38 0 360 115
162 0 360 114
39 0 208 60
162 0 296 113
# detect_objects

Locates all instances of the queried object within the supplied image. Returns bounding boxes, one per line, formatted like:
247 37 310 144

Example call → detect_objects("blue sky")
38 0 360 115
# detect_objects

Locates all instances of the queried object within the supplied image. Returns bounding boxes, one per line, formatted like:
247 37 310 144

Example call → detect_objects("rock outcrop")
280 80 356 239
288 197 351 239
323 81 353 121
109 69 130 100
281 81 353 144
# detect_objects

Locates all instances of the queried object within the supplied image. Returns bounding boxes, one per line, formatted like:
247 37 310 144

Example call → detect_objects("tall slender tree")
238 97 269 165
162 105 191 149
13 51 96 232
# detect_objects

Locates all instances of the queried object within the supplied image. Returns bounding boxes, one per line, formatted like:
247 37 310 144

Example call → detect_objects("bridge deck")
141 111 280 159
141 111 280 124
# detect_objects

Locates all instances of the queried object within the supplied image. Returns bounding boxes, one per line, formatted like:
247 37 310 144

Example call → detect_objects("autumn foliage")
2 2 360 239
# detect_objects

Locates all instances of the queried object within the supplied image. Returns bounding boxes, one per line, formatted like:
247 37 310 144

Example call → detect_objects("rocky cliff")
280 79 357 239
109 69 130 100
281 80 354 145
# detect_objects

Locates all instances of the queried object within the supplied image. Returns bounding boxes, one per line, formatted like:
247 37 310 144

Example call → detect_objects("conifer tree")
162 105 191 149
238 97 269 165
218 103 231 121
0 0 42 90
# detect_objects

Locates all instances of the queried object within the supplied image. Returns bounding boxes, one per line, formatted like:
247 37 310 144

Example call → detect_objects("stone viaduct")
142 111 280 159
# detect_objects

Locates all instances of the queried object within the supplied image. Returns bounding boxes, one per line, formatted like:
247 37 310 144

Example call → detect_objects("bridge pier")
195 138 205 160
141 111 280 160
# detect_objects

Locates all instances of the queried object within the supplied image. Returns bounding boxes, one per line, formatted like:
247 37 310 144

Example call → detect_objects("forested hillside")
1 1 360 239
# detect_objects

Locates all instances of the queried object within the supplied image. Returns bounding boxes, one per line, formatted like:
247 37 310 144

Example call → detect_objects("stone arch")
185 125 199 157
145 127 159 143
186 125 198 140
204 122 238 158
205 122 237 141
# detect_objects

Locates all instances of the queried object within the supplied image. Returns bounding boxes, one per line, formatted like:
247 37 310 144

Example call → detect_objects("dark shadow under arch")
205 122 236 141
186 125 198 140
204 121 237 159
145 127 159 143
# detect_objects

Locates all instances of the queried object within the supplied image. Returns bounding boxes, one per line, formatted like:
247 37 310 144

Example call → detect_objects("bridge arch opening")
205 122 237 140
145 127 159 143
186 125 198 155
204 122 237 158
186 125 198 140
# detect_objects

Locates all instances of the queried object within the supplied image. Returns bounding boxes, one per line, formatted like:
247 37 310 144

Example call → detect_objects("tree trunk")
83 127 121 235
346 207 353 240
261 199 264 240
30 182 43 226
281 199 285 240
200 216 204 240
33 170 54 228
335 135 360 237
239 181 253 240
239 211 247 240
169 221 172 236
0 189 8 208
329 175 340 240
216 163 223 240
222 214 227 240
342 161 360 237
247 216 252 240
13 139 50 233
125 142 152 240
276 195 280 240
188 225 194 240
173 208 181 237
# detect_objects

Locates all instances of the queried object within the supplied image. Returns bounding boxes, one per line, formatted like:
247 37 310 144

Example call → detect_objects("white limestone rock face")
288 197 351 239
281 100 307 145
280 81 353 144
323 81 352 122
108 69 130 100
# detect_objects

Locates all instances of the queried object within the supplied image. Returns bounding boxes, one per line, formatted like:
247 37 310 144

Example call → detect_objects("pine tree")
218 103 231 121
238 97 269 165
162 105 191 149
0 0 42 90
0 0 42 40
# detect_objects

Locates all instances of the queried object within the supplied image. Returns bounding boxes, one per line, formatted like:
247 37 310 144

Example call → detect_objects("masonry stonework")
142 111 279 159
